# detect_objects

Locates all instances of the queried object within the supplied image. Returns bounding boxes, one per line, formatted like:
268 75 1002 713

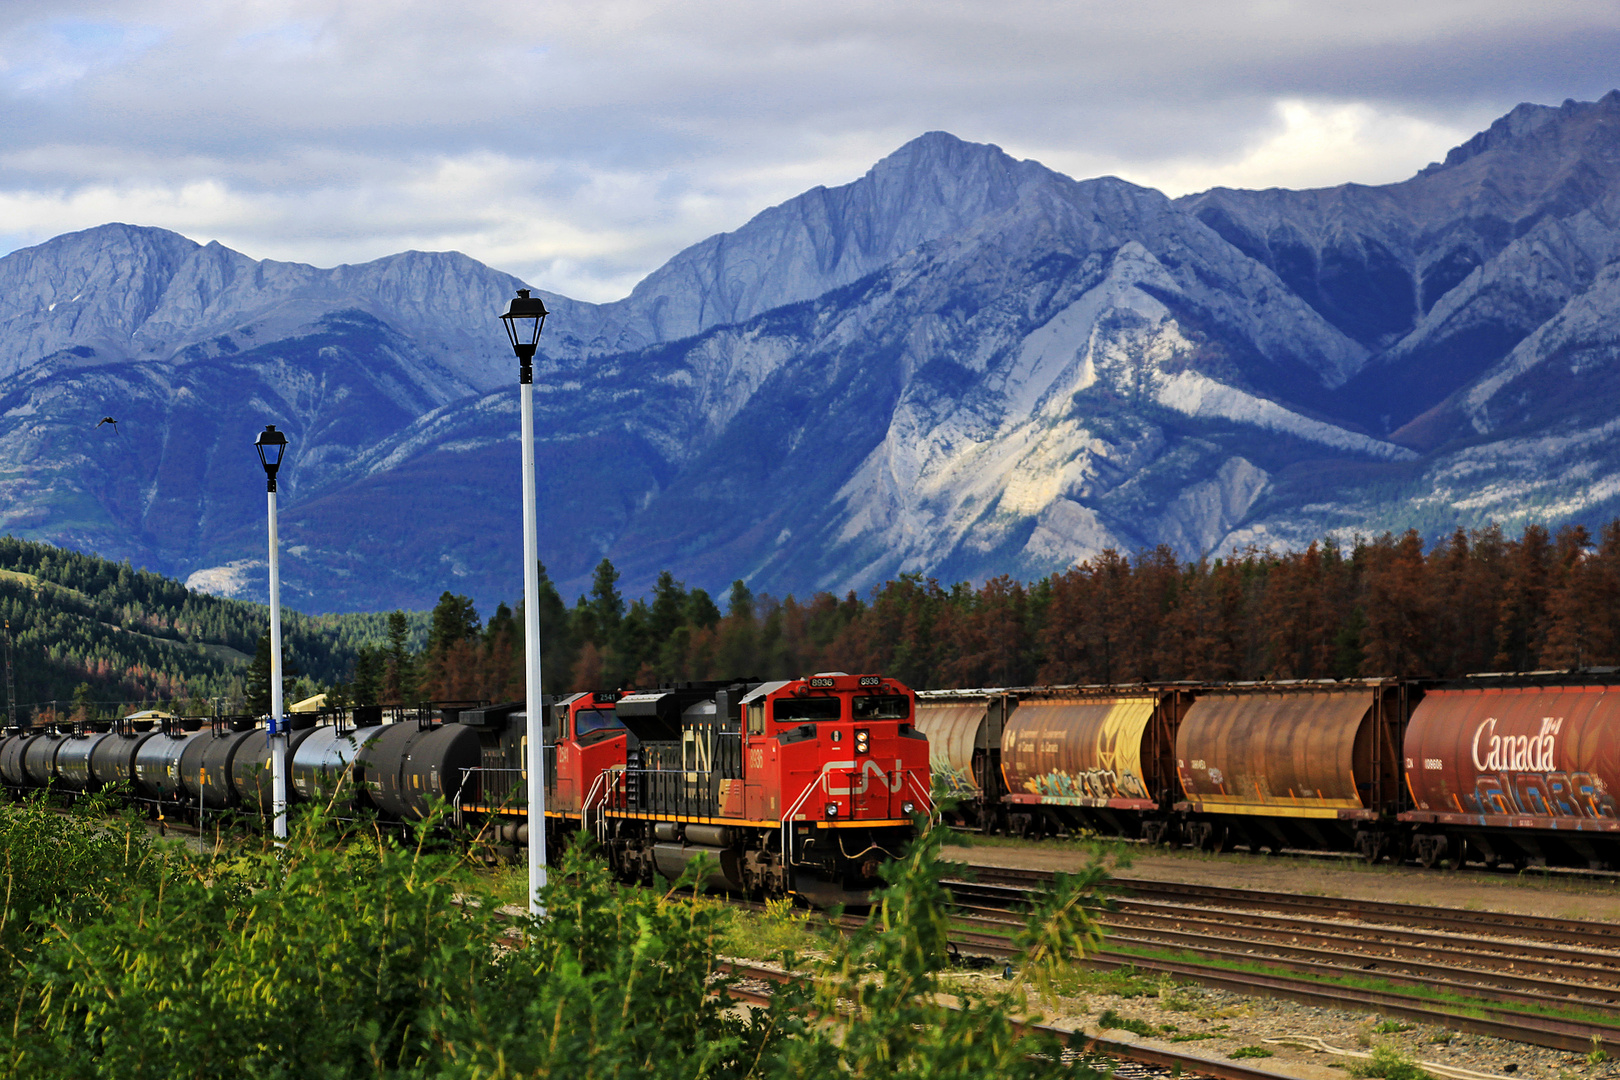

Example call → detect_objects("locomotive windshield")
575 709 625 735
773 697 842 722
852 695 910 720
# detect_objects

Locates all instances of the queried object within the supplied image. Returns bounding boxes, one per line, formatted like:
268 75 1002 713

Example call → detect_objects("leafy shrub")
1349 1044 1435 1080
0 811 1103 1080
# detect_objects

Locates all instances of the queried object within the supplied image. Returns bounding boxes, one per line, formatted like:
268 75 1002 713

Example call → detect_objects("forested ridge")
412 520 1620 703
0 537 426 713
11 519 1620 720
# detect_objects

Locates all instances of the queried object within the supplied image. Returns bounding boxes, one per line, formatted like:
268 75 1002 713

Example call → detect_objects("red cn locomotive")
596 673 931 905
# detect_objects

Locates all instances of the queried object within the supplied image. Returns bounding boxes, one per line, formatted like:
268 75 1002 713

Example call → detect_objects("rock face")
5 93 1620 611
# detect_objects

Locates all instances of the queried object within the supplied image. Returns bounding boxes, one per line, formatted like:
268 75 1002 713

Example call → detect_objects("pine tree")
422 593 481 698
382 612 419 704
245 633 301 716
352 647 382 706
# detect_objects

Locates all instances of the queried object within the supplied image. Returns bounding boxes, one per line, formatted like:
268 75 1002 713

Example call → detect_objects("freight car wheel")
1413 834 1445 868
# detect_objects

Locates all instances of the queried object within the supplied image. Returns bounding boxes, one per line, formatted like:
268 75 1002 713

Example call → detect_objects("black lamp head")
499 288 549 375
255 425 289 490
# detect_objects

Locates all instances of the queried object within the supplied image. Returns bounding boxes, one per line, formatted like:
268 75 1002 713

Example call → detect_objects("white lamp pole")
255 425 290 843
500 289 551 915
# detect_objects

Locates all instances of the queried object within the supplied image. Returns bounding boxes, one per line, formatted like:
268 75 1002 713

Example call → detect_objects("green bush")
1349 1044 1435 1080
0 809 1102 1080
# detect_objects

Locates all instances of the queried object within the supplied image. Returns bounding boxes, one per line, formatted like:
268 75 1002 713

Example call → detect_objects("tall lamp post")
255 424 291 843
500 288 550 915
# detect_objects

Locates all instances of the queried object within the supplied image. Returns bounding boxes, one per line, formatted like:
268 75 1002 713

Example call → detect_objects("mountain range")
4 92 1620 612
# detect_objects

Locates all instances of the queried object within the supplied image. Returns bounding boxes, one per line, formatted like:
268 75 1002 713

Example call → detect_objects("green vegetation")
0 802 1110 1079
1348 1045 1434 1080
1097 1009 1159 1037
11 514 1619 714
1229 1046 1276 1060
0 536 427 714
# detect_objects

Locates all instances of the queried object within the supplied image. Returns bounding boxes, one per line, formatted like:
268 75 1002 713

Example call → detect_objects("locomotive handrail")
904 768 939 825
580 766 621 841
780 770 832 866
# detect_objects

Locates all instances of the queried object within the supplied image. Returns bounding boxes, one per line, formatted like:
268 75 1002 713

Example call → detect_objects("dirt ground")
942 836 1620 923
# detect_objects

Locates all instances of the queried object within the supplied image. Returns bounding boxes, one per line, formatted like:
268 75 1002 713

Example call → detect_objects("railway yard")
918 840 1620 1080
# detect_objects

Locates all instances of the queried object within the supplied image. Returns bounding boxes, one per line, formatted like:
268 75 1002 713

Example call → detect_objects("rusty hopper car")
1402 676 1620 870
910 689 1014 830
1174 680 1410 858
1001 686 1191 841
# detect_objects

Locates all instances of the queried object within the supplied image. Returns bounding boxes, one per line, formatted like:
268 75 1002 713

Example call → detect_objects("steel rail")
1085 953 1619 1054
946 878 1620 982
958 866 1620 949
1101 920 1620 1008
714 959 1308 1080
946 896 1620 1004
1103 903 1620 985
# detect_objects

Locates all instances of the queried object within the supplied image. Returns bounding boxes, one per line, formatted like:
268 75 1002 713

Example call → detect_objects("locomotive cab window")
773 697 842 723
852 695 909 721
575 709 625 736
747 702 766 735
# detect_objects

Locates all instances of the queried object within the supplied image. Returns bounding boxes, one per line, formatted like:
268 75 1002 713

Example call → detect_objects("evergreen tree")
533 562 576 697
648 571 688 642
427 593 480 654
588 559 624 637
352 647 382 706
382 612 419 704
684 588 722 630
70 682 95 723
422 592 481 698
245 633 301 717
726 580 754 623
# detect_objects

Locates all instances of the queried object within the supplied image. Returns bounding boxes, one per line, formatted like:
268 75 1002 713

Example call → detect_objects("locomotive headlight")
825 802 840 817
903 801 916 814
854 728 870 755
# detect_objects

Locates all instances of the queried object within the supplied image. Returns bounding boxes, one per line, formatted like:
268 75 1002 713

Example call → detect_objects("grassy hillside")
0 537 428 720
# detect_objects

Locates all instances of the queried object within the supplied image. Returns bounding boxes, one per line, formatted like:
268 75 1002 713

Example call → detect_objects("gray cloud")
0 0 1616 299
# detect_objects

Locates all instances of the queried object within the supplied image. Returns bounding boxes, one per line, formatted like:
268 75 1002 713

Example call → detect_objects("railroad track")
943 865 1620 1054
948 829 1620 884
717 958 1304 1080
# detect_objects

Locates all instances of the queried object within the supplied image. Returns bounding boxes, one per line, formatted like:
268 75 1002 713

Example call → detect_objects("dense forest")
405 520 1620 702
0 537 427 717
10 520 1620 722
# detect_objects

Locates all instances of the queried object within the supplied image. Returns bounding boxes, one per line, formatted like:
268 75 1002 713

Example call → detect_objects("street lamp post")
499 288 550 916
255 424 290 843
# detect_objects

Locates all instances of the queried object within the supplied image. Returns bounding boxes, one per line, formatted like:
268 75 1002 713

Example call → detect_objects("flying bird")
96 417 118 433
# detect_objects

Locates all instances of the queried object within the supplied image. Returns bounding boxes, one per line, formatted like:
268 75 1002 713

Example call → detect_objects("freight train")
0 673 932 904
914 672 1620 871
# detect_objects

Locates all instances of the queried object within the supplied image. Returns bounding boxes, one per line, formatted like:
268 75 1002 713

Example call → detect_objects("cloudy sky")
1 1 1616 302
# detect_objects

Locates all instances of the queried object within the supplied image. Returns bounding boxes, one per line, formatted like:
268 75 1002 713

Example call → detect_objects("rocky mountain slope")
4 95 1620 611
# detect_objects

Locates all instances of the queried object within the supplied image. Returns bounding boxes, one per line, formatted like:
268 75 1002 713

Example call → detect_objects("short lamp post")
499 288 550 916
255 424 290 843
